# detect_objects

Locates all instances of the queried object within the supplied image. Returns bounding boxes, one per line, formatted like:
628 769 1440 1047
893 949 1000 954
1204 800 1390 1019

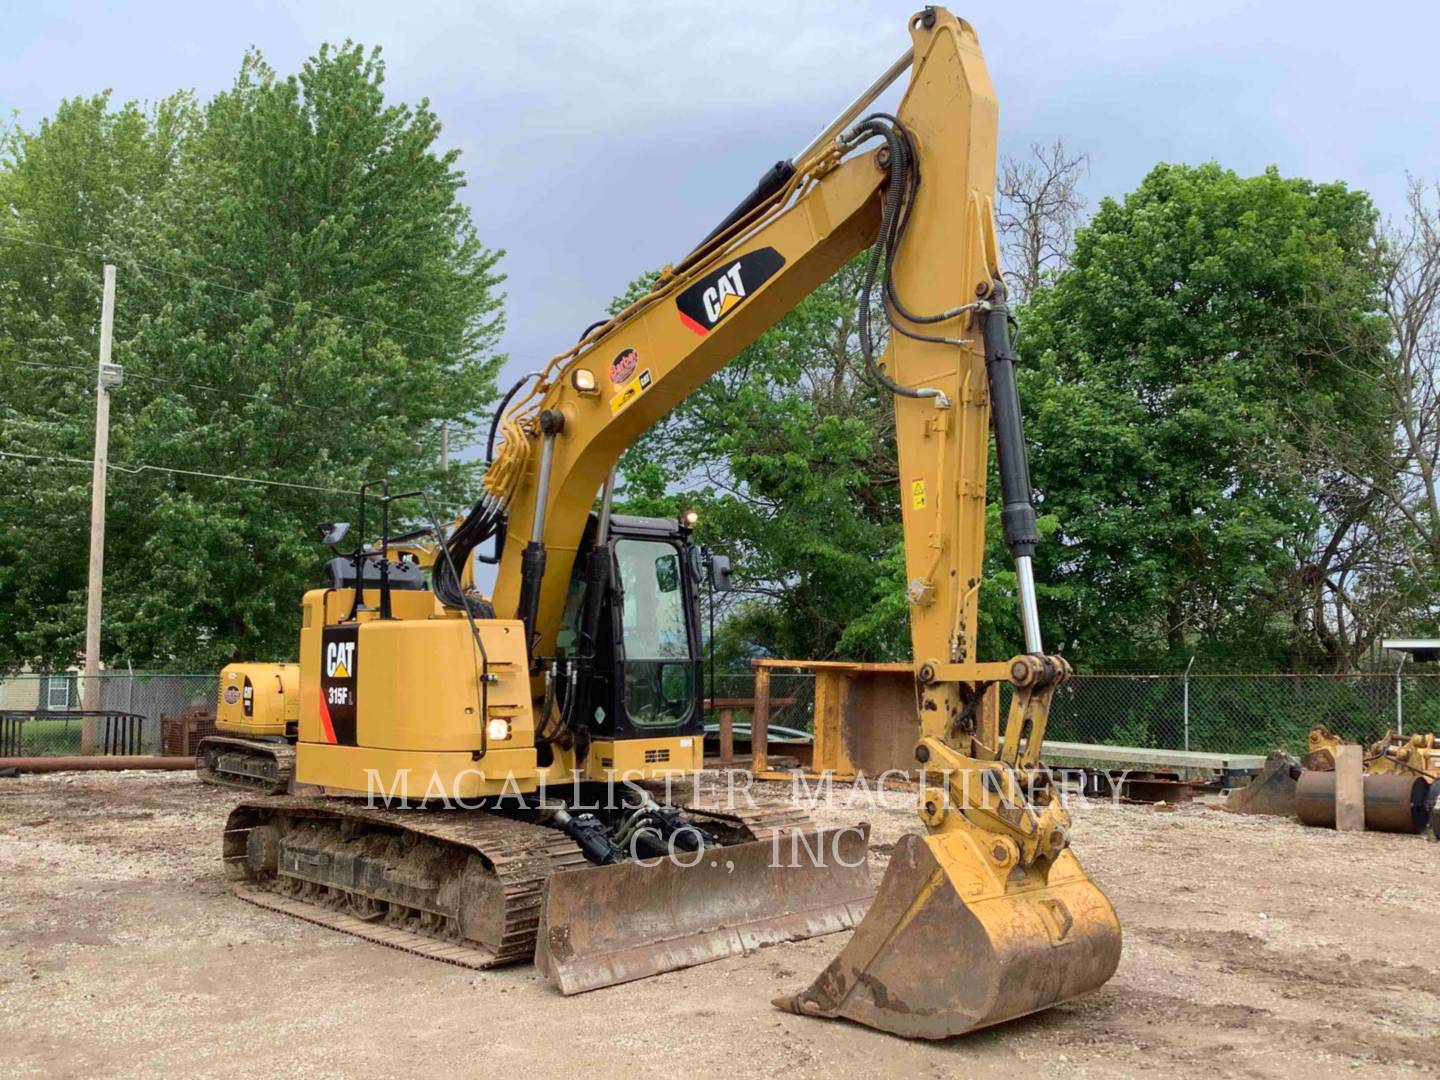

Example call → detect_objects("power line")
5 357 329 412
0 449 360 495
7 360 465 447
0 230 483 351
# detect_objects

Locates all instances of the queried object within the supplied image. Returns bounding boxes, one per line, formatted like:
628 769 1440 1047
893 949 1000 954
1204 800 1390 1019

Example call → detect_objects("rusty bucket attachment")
1224 752 1301 817
536 826 873 995
774 828 1121 1039
1294 770 1429 834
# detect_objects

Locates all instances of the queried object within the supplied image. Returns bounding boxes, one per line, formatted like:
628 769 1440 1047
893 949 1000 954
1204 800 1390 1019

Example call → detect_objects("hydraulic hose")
840 116 956 408
486 371 543 465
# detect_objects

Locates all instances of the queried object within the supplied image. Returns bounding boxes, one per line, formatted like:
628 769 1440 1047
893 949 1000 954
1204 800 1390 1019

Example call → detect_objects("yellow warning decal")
610 368 653 416
910 479 927 510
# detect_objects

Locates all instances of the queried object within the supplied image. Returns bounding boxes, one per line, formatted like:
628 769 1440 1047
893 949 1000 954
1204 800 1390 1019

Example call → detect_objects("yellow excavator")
198 661 300 792
223 8 1121 1038
197 528 440 793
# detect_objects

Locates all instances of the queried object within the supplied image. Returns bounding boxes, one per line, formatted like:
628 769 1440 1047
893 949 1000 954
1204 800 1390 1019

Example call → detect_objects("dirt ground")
1 771 1437 1079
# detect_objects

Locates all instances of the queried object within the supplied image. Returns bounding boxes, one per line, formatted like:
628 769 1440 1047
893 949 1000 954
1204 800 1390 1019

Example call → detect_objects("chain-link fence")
4 666 1435 759
1046 673 1440 754
0 672 217 756
709 672 816 736
703 669 1440 758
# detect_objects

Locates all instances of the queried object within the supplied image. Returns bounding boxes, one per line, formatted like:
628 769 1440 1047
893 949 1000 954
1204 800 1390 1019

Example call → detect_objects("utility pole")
82 264 122 753
440 421 449 473
703 545 716 715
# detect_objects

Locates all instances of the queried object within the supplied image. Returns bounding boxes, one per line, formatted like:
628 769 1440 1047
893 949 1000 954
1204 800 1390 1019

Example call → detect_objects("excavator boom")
472 7 1122 1037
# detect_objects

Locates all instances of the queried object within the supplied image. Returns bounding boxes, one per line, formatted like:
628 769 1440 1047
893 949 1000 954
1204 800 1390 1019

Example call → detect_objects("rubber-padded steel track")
197 736 295 795
226 796 586 968
224 790 823 971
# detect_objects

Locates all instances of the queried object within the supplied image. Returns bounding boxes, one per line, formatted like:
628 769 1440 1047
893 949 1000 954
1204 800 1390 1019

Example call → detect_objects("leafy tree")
1018 162 1393 669
614 259 907 663
0 44 504 671
0 91 195 670
629 163 1396 674
1299 178 1440 658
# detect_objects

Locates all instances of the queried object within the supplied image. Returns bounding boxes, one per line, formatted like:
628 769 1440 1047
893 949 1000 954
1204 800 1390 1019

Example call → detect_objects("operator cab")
556 514 710 742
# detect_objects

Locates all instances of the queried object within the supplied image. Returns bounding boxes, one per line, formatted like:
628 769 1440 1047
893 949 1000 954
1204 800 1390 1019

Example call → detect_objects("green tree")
0 91 194 670
0 44 504 671
1018 162 1392 669
614 259 907 663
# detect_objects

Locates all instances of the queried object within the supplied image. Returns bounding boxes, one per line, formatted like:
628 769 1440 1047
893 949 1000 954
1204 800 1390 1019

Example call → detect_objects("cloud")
5 0 1437 441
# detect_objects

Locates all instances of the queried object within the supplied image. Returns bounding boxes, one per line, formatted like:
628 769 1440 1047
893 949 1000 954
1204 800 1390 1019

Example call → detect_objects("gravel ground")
1 770 1437 1078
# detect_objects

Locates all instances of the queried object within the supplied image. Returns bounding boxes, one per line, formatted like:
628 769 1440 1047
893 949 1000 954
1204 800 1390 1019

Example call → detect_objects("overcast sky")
6 0 1438 453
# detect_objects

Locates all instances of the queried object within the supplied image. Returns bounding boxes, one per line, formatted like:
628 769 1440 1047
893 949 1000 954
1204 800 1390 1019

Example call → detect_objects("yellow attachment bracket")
917 735 1071 868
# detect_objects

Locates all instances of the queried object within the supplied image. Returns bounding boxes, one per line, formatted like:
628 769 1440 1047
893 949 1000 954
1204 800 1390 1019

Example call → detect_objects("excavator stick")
775 828 1121 1039
537 827 873 994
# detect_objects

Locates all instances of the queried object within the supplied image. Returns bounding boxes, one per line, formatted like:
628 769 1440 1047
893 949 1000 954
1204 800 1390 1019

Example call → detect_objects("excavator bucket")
775 829 1122 1039
536 827 873 994
1224 751 1301 817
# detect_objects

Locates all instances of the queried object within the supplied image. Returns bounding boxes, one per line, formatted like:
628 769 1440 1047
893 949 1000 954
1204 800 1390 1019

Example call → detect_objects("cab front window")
615 538 694 727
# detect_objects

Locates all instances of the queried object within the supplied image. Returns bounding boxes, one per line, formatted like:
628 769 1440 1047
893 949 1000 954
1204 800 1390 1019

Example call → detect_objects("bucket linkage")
776 653 1122 1039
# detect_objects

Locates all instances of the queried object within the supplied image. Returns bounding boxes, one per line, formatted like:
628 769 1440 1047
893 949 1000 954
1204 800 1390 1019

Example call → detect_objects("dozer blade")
536 826 873 995
775 829 1122 1039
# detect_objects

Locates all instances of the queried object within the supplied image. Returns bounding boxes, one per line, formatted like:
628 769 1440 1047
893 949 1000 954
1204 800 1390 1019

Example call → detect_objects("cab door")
611 536 702 736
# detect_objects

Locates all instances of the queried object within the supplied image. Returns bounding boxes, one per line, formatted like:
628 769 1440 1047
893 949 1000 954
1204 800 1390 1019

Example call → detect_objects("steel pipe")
1294 770 1428 834
0 755 194 774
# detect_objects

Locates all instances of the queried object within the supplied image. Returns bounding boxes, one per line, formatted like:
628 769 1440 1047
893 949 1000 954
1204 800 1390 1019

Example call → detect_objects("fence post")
751 666 771 774
1182 655 1195 751
718 708 734 765
1395 653 1407 736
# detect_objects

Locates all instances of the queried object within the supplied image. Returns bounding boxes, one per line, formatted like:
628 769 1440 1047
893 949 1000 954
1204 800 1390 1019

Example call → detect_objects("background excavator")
196 529 441 794
221 8 1122 1039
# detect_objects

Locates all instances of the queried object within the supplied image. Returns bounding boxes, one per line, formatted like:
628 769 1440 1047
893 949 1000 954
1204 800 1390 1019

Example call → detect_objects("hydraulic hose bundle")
430 389 536 613
844 114 980 407
843 111 1045 652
